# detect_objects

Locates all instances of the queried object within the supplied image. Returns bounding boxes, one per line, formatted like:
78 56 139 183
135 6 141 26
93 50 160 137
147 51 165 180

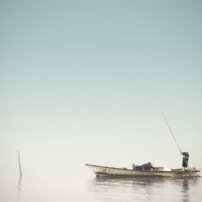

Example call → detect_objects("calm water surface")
0 164 201 202
87 177 202 202
0 134 201 201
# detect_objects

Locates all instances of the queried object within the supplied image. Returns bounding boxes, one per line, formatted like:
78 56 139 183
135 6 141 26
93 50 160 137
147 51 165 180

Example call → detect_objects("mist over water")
0 131 201 202
0 160 202 202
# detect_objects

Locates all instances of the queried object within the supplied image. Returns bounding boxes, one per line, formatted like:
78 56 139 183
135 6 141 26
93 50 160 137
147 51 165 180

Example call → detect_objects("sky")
0 0 202 169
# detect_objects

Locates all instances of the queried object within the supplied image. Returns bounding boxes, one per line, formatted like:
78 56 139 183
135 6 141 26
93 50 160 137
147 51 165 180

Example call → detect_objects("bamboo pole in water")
17 150 22 178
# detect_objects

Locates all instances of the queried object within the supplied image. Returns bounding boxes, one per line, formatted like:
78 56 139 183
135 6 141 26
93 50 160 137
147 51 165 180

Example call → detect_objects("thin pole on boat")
161 112 182 155
17 150 22 178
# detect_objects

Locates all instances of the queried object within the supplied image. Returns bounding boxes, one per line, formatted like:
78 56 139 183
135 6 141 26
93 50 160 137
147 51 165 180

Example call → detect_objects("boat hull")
86 164 200 178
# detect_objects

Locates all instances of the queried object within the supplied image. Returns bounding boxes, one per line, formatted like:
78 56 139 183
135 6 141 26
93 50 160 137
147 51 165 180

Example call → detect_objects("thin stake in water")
17 150 22 178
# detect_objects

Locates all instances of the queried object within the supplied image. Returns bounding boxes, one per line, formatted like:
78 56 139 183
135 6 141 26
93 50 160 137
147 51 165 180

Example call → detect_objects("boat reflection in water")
16 177 22 202
87 177 200 202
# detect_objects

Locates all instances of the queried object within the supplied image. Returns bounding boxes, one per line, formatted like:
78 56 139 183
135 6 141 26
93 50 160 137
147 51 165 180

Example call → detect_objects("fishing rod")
161 112 182 155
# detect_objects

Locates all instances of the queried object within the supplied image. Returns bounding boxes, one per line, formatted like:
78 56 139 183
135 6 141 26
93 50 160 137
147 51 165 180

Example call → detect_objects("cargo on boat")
86 163 200 178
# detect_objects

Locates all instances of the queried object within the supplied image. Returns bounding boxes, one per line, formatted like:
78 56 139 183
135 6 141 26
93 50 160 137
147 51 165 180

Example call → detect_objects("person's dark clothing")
182 152 189 168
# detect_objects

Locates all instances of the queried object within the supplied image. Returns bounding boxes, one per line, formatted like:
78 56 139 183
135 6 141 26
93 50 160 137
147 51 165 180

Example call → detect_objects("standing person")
181 152 189 168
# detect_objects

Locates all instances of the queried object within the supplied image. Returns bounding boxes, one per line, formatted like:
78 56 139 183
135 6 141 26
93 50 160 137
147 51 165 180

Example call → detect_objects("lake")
0 161 201 202
0 131 201 202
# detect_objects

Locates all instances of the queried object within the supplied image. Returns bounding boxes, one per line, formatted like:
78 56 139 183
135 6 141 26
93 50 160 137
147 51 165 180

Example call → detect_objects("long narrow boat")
86 164 200 178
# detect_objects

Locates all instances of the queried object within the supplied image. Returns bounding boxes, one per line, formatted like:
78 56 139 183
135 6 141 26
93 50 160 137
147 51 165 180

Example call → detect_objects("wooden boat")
86 163 200 178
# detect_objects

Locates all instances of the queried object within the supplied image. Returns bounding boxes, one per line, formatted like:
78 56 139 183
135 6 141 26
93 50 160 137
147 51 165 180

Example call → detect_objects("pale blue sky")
0 0 202 168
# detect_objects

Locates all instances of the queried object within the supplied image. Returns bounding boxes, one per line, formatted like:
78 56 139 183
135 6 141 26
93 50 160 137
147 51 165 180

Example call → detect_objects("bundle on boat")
132 162 171 171
132 162 154 171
